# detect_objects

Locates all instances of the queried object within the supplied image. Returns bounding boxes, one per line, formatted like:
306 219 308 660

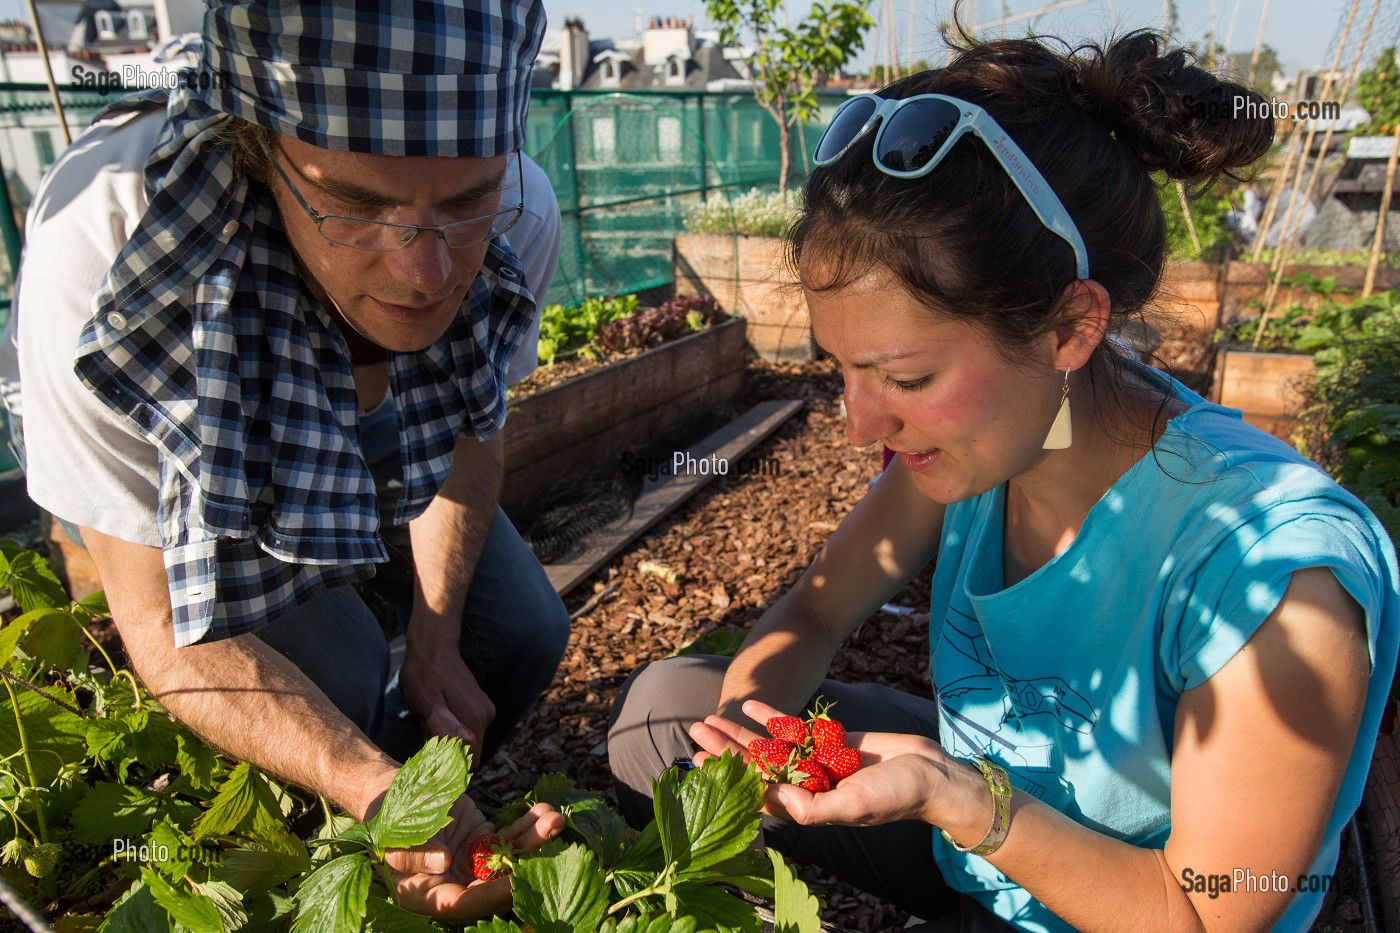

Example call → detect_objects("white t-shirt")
0 106 561 546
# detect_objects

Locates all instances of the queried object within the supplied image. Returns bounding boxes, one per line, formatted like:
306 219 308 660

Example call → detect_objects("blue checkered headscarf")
72 1 547 646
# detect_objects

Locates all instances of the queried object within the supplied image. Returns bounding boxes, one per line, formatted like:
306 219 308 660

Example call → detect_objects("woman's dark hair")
789 23 1274 387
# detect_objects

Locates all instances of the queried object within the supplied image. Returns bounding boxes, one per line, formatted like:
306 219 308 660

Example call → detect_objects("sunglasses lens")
876 98 961 172
816 96 879 163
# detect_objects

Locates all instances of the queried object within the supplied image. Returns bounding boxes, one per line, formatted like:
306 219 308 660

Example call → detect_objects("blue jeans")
256 504 570 765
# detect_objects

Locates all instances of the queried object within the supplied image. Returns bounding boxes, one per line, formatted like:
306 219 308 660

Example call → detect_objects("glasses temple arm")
969 111 1090 279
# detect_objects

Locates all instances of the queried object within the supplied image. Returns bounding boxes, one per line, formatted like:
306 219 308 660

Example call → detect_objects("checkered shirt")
70 1 544 647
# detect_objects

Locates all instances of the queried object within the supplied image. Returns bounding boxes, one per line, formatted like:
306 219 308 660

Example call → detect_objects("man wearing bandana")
3 0 571 918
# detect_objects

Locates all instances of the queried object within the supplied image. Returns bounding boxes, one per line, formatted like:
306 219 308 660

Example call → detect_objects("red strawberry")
812 744 862 783
766 715 809 746
807 698 847 748
747 738 797 773
468 833 510 882
791 759 831 792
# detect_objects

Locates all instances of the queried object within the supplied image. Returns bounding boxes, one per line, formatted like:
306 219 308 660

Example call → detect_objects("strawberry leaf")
20 608 87 672
142 867 223 933
290 852 372 933
511 839 609 933
213 844 308 896
194 878 249 932
102 880 172 933
364 890 445 924
600 917 699 933
463 919 527 932
176 734 222 791
769 849 823 933
667 752 763 877
70 782 163 844
670 881 764 932
0 548 69 612
366 735 468 854
363 896 447 931
192 762 286 844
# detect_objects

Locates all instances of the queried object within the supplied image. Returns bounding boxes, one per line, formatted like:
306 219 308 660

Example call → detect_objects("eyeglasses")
265 140 524 252
814 93 1089 280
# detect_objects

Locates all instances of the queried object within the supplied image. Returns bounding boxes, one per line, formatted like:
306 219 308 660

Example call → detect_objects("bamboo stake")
1247 0 1273 86
1251 121 1300 262
23 0 71 146
907 0 916 74
1362 127 1400 299
1257 0 1378 329
1176 181 1202 256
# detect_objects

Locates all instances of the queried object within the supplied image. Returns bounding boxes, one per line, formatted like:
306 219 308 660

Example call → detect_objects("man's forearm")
141 634 399 820
82 526 398 821
407 431 505 649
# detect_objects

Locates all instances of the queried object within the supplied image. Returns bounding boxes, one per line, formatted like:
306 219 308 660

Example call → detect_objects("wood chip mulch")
486 357 930 930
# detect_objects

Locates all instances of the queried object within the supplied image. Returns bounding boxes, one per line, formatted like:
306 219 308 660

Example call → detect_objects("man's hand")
382 796 565 921
400 646 496 755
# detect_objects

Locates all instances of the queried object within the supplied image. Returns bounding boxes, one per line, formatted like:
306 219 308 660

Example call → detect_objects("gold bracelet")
940 757 1013 857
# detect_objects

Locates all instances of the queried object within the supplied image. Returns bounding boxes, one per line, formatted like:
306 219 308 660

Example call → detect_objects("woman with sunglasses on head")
607 23 1399 933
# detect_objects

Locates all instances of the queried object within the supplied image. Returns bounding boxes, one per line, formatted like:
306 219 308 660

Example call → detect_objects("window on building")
127 11 148 40
592 117 616 161
658 116 682 162
600 60 619 88
34 131 54 169
666 57 684 86
94 10 117 39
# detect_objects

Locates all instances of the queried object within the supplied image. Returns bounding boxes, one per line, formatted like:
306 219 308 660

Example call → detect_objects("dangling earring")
1042 369 1072 450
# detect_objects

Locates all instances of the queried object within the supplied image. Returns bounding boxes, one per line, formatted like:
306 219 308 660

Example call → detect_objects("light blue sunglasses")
814 93 1090 280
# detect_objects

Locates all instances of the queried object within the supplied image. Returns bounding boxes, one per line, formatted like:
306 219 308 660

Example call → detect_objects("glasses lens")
815 96 879 163
440 206 522 248
319 217 405 251
876 98 961 172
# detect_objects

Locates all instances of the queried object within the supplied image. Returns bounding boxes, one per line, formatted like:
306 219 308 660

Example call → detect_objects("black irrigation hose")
0 873 52 933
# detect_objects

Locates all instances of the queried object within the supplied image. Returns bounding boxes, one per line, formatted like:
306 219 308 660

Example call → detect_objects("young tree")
707 0 875 193
1357 47 1400 132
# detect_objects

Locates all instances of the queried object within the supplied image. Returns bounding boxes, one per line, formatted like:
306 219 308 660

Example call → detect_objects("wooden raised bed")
502 318 748 506
1221 262 1400 323
1210 348 1315 439
673 233 812 363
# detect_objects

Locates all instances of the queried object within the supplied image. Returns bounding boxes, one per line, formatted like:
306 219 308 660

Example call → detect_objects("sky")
543 0 1397 80
0 1 1390 87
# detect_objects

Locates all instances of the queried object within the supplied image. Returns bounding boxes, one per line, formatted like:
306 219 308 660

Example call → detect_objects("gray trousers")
607 655 1016 930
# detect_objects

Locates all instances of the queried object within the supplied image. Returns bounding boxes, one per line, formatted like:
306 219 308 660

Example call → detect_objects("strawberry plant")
0 541 827 931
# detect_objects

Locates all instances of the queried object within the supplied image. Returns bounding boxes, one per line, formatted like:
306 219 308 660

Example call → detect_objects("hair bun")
1070 30 1273 182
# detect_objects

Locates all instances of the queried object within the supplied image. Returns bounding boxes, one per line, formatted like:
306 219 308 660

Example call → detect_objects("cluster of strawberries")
746 700 863 792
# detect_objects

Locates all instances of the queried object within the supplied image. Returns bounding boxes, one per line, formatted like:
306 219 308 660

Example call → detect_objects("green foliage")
706 0 874 190
684 188 802 237
0 543 827 930
537 295 638 366
1158 180 1237 262
478 760 820 931
1357 47 1400 133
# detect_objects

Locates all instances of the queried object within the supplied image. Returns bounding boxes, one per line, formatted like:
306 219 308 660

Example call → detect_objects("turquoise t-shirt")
927 368 1399 932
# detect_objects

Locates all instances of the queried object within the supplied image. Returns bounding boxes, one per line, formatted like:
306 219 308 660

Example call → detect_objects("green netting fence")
0 84 845 318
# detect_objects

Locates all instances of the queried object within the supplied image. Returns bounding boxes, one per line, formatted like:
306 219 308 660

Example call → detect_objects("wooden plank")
505 319 746 470
1214 349 1315 420
544 399 804 596
502 368 747 505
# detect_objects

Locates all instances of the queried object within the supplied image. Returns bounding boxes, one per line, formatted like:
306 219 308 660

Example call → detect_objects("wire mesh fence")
0 84 844 318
